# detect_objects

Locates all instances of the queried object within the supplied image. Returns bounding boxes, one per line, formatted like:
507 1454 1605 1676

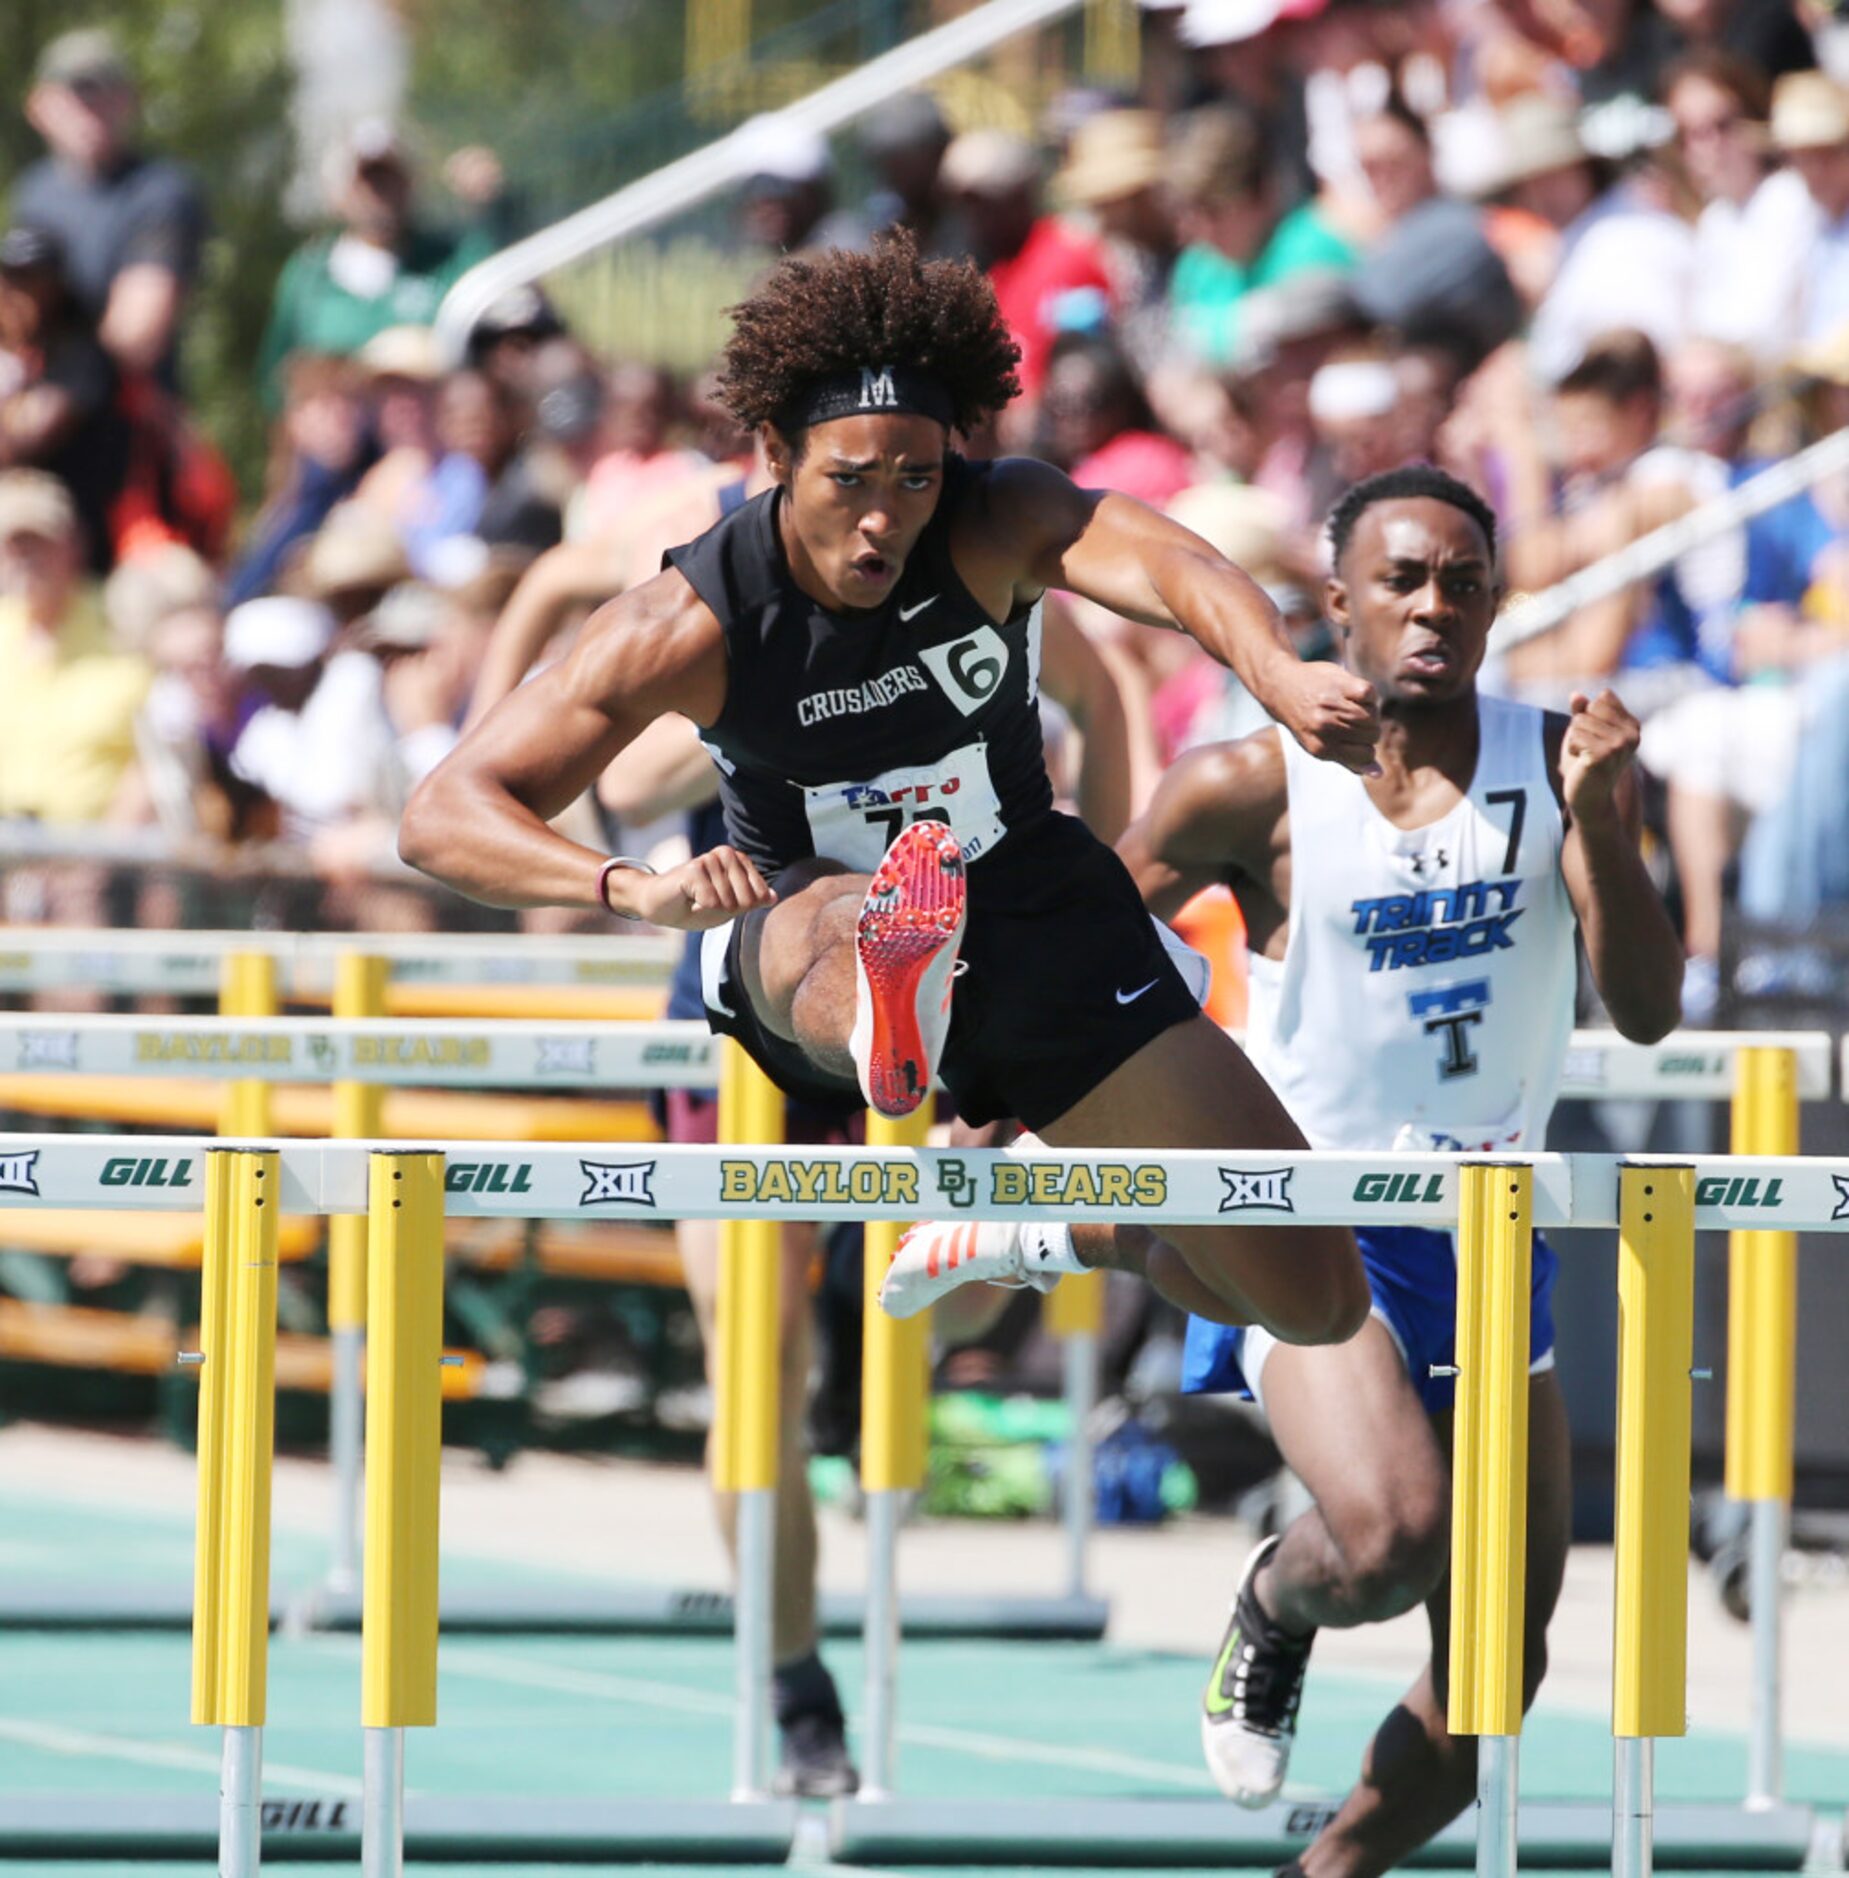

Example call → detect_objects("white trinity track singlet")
1245 693 1576 1155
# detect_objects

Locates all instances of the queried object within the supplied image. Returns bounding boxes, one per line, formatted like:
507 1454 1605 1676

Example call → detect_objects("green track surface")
3 1488 1843 1876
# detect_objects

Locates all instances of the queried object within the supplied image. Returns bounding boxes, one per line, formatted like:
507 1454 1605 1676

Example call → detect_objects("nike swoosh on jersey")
898 595 938 621
1203 1625 1243 1717
1116 980 1158 1005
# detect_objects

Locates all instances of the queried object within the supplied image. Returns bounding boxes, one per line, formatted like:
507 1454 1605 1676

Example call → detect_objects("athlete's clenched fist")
1265 660 1383 776
608 845 776 930
1559 688 1640 823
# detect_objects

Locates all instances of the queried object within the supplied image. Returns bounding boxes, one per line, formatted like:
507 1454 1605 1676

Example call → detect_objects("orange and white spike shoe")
848 820 967 1118
879 1220 1063 1319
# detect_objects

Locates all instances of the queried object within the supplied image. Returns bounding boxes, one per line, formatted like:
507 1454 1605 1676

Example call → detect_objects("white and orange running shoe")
879 1218 1062 1319
848 820 967 1118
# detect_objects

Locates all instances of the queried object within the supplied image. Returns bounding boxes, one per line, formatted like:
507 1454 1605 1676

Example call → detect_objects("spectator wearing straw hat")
0 469 148 825
1769 70 1849 343
1053 109 1180 371
1483 93 1694 384
15 28 206 389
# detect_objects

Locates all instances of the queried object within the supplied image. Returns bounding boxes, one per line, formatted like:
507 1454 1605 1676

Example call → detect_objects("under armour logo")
18 1030 78 1069
0 1150 40 1196
537 1037 596 1076
1834 1174 1849 1223
578 1159 658 1208
1218 1167 1295 1213
1406 849 1449 878
859 365 897 409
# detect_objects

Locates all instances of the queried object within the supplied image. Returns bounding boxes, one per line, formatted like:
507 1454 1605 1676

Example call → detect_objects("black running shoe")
1200 1534 1316 1805
774 1708 860 1798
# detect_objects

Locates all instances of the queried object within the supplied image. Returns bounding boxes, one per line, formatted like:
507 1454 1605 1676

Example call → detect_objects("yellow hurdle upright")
1448 1162 1533 1878
189 1149 236 1727
861 1098 934 1800
1612 1162 1696 1878
1613 1164 1696 1738
360 1150 445 1731
216 952 277 1139
328 952 388 1594
1725 1044 1800 1807
714 1041 785 1801
359 1149 445 1876
187 1147 280 1878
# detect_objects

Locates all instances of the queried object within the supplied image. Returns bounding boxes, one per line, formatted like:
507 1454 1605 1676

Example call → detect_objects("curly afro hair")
717 228 1021 442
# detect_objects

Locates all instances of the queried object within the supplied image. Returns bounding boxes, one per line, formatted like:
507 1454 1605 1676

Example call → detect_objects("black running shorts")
698 812 1203 1130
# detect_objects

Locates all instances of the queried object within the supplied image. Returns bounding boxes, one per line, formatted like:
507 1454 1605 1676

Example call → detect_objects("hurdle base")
0 1577 1109 1640
0 1794 797 1862
828 1796 1822 1869
287 1581 1111 1640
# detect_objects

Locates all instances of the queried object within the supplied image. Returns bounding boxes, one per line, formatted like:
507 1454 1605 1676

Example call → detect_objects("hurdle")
829 1147 1839 1875
0 1001 1111 1644
0 1135 1842 1867
0 1005 1825 1602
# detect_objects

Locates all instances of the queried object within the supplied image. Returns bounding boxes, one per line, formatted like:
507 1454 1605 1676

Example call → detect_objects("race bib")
802 743 1006 872
1391 1118 1526 1154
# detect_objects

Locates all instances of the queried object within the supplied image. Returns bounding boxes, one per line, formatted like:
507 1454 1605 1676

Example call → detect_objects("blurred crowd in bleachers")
8 3 1849 1012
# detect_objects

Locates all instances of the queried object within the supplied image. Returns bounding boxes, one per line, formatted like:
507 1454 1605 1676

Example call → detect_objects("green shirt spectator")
1165 102 1357 370
1170 201 1356 368
257 121 504 407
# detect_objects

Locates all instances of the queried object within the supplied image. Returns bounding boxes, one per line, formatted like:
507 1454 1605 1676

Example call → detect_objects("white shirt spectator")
1690 169 1817 361
231 649 399 840
1802 212 1849 346
1528 187 1695 383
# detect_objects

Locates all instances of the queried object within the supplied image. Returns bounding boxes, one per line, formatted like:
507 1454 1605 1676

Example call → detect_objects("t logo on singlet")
1408 979 1490 1081
860 366 897 409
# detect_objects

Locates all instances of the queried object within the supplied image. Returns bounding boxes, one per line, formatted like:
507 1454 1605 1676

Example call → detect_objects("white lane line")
356 1641 1224 1791
0 1716 365 1795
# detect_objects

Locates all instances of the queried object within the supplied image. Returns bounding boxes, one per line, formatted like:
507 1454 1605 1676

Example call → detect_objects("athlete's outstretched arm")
400 570 772 930
975 458 1380 775
1117 733 1285 922
1554 690 1682 1042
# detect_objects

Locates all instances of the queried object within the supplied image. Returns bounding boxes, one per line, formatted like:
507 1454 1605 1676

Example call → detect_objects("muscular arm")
1551 695 1682 1043
400 569 732 919
1116 732 1286 924
970 457 1379 774
1036 596 1131 843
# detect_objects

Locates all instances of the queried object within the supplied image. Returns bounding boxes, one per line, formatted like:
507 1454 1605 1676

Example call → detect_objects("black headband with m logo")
774 363 956 434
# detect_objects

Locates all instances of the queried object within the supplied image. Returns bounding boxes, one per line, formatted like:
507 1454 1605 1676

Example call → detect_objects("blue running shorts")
1180 1224 1558 1415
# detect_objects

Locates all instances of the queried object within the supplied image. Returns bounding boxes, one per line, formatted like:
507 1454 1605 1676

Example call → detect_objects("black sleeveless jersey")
662 454 1053 888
